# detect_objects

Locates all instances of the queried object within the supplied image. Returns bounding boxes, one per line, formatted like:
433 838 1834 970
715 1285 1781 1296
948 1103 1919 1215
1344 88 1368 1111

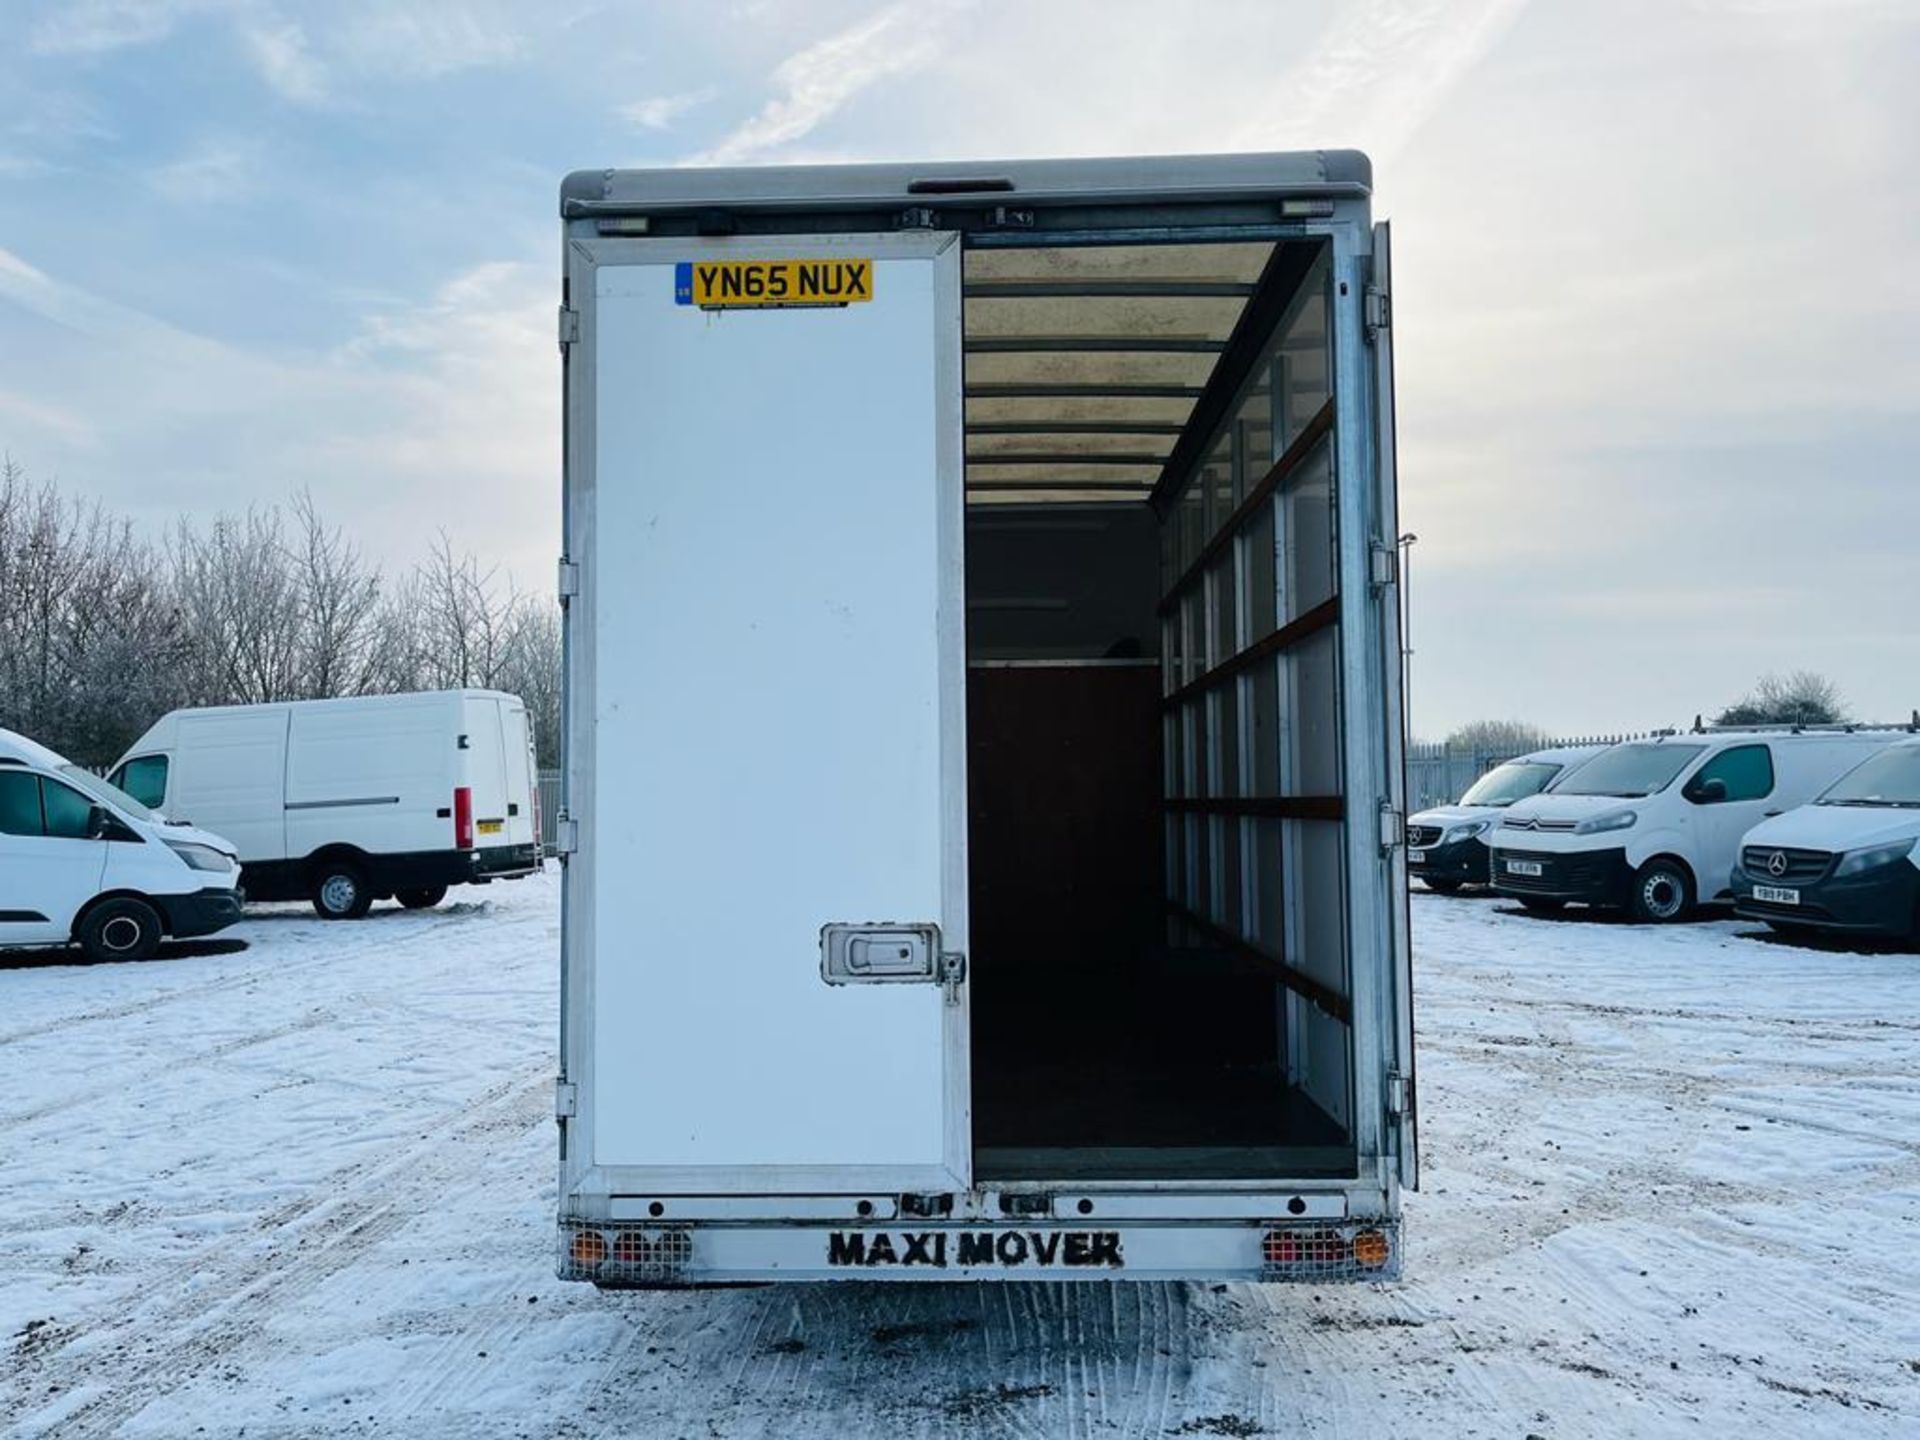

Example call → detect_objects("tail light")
454 786 474 850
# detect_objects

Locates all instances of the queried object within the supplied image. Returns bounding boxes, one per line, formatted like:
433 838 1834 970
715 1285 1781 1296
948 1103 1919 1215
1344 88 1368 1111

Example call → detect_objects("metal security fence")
539 770 562 849
1405 732 1653 814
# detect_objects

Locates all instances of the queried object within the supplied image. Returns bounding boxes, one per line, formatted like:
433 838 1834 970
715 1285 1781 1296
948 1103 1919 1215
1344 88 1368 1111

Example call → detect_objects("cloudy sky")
1 0 1915 737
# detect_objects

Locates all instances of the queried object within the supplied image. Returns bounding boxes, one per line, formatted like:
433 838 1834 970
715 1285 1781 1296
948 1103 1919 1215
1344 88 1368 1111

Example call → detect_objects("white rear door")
496 700 537 849
571 232 968 1193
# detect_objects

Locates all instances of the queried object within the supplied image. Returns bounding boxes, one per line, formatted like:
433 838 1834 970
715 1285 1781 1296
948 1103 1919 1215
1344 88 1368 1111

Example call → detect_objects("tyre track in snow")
3 1068 552 1440
0 906 489 1049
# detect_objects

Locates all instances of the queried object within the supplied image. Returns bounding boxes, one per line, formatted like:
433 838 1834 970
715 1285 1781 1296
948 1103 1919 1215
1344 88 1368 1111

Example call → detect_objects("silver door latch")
820 924 941 985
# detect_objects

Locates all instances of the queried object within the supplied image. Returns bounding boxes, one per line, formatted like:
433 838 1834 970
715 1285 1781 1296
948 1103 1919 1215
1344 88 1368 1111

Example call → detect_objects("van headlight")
1445 821 1490 843
165 840 234 873
1833 841 1916 878
1574 809 1637 836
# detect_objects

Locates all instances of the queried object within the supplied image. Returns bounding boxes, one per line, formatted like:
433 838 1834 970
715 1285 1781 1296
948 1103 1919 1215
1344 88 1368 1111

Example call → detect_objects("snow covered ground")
2 867 1916 1438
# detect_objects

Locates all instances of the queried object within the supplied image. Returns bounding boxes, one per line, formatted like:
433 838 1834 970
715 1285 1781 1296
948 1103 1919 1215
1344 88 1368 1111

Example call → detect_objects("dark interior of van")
958 237 1360 1181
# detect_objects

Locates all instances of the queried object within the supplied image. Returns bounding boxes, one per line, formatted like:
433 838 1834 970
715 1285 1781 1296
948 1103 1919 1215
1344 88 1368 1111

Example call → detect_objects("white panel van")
0 727 244 961
1406 745 1604 892
1491 730 1902 922
1731 735 1920 940
111 690 541 919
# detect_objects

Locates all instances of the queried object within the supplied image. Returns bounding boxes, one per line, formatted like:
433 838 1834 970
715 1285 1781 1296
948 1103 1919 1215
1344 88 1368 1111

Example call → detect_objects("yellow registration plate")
674 258 873 310
477 819 505 835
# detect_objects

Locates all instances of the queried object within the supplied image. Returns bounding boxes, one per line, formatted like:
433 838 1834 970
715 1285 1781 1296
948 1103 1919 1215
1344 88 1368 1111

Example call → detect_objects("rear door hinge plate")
553 816 579 857
1379 802 1404 853
555 1080 578 1119
1369 539 1398 589
1364 285 1391 341
557 559 581 604
558 305 581 349
1385 1068 1411 1120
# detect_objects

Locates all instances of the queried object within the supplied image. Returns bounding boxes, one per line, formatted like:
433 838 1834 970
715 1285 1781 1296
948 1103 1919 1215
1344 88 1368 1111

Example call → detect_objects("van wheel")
1629 859 1694 923
311 862 373 920
396 886 447 910
1518 897 1566 914
78 898 162 962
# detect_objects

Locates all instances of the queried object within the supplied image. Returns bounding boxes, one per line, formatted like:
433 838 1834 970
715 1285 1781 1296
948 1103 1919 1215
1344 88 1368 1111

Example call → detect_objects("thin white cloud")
1234 0 1531 162
241 17 329 102
28 0 214 55
145 139 261 203
334 5 523 80
621 88 717 131
691 0 973 166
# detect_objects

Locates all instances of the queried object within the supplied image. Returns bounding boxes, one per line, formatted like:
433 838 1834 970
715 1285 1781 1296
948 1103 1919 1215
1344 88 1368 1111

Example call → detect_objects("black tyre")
311 861 373 920
1422 877 1465 895
1628 858 1694 924
396 885 448 911
77 897 163 962
1518 897 1566 914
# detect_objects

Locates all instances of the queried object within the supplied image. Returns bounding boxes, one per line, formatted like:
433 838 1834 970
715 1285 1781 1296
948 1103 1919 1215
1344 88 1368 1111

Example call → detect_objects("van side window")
41 779 96 839
0 771 41 835
115 755 169 810
1689 744 1774 803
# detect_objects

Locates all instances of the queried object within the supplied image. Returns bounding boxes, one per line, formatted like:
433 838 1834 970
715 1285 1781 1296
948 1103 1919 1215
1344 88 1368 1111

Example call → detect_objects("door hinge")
1364 285 1391 342
1379 802 1404 854
896 206 940 230
1369 539 1398 590
557 559 581 605
554 1080 578 1120
557 305 581 349
553 815 579 857
940 950 967 1006
1385 1068 1412 1120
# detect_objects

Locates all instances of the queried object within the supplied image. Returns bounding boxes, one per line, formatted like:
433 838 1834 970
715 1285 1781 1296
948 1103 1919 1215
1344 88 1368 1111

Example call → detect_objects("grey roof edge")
560 149 1371 217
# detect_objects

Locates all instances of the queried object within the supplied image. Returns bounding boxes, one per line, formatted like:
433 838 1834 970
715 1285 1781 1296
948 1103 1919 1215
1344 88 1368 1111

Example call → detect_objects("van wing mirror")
87 804 112 840
1688 777 1728 804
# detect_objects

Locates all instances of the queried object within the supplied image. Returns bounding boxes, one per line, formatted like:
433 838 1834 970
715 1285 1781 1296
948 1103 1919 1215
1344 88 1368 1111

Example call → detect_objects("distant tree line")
0 455 560 767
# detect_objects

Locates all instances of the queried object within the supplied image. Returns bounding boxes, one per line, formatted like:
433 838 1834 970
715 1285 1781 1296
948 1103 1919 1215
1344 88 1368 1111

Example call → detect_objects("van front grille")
1406 824 1443 848
1742 847 1833 886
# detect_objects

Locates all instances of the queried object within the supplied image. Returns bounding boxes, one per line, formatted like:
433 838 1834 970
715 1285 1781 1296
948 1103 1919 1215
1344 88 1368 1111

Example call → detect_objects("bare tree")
287 489 382 698
1444 719 1553 758
1715 671 1848 727
171 507 304 705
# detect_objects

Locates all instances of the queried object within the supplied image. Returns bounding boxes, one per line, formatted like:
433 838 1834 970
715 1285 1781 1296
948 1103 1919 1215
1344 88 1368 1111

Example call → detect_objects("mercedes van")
111 690 541 920
0 727 243 962
1490 730 1901 922
1731 736 1920 939
1406 745 1603 893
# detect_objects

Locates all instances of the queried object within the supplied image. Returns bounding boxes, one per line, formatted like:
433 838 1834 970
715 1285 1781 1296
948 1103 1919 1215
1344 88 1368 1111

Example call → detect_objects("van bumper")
1489 846 1633 905
160 886 246 939
1731 859 1919 937
472 843 541 882
1407 836 1489 886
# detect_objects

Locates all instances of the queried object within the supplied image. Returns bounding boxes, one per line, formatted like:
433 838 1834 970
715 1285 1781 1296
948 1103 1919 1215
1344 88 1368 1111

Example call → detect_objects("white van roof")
152 689 522 723
0 727 73 770
1515 745 1606 766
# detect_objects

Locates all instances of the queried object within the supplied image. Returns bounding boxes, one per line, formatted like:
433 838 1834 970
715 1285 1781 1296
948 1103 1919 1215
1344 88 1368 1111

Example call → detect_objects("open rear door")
1371 220 1417 1190
569 231 969 1195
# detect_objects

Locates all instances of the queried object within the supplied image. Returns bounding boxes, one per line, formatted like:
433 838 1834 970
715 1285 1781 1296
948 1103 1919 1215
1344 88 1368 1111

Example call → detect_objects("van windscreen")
1554 743 1705 798
1819 746 1920 807
1459 761 1558 807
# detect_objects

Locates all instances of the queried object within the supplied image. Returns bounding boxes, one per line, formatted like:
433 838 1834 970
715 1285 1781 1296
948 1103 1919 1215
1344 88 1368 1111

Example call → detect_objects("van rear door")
567 232 969 1193
496 700 537 851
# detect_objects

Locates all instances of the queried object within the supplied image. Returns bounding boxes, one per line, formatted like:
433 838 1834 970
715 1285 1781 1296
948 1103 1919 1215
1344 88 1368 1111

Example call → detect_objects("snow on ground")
2 868 1917 1438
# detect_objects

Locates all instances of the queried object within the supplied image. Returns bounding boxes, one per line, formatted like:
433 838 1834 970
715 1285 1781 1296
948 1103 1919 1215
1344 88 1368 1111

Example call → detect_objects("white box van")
0 727 244 961
1731 735 1920 940
1406 745 1604 893
554 151 1415 1286
111 690 541 919
1490 729 1902 922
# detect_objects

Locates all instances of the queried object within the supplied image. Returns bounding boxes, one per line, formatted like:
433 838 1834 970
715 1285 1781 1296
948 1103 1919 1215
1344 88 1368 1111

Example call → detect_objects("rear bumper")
1489 845 1633 905
1731 860 1919 937
472 843 541 881
1407 836 1489 884
159 886 246 939
557 1216 1401 1286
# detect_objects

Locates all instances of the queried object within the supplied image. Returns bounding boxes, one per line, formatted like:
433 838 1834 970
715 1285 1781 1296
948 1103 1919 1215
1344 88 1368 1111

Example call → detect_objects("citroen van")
1732 737 1920 939
1406 745 1603 892
1490 730 1902 922
0 727 243 962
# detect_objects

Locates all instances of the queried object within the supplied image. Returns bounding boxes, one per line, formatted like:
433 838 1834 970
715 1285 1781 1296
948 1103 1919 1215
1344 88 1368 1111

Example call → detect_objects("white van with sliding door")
0 727 243 961
111 690 541 919
1490 729 1903 922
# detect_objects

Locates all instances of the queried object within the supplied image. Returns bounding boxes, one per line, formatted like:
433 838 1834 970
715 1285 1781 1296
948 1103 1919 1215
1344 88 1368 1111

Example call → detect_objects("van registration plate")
1407 849 1430 865
1753 884 1799 905
477 819 505 836
1504 859 1544 878
675 259 873 310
